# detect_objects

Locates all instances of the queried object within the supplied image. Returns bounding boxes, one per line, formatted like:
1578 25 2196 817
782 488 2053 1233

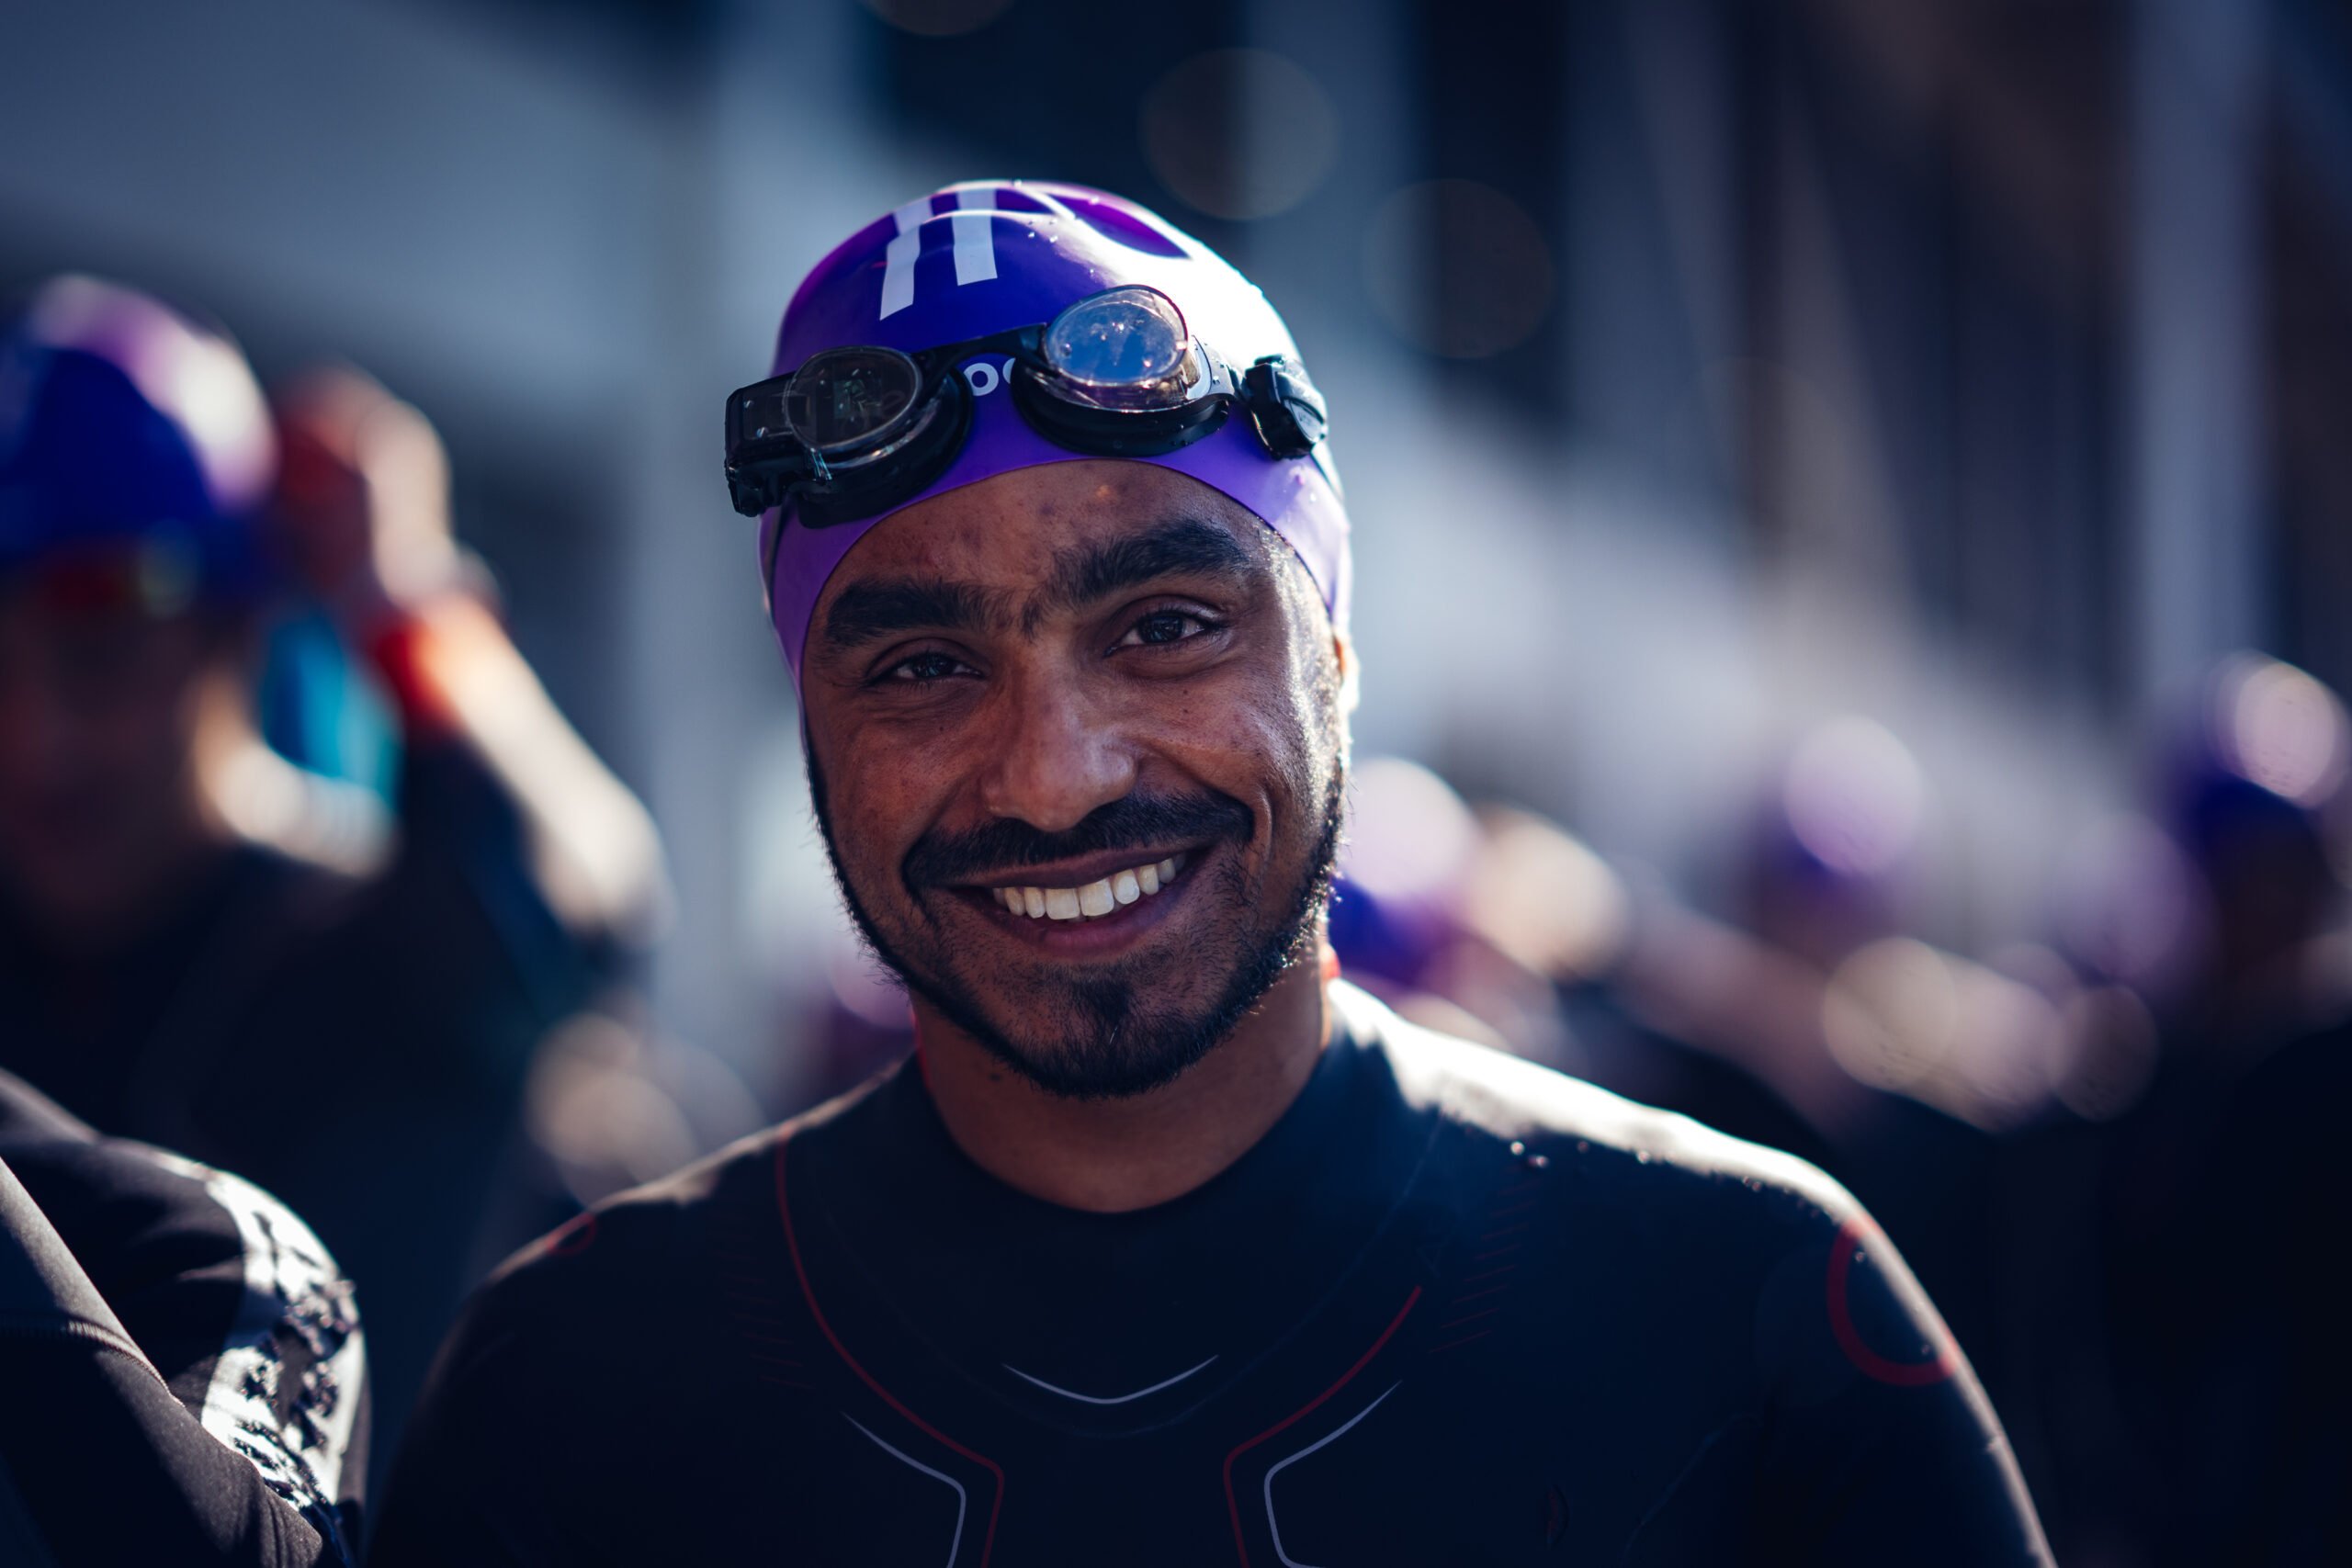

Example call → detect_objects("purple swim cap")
755 180 1350 688
0 276 277 596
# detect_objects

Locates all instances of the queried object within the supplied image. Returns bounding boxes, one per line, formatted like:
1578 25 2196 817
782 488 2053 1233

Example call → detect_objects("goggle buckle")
1242 356 1327 459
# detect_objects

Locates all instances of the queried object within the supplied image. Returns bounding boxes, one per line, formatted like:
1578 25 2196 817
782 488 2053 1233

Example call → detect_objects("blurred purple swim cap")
0 276 276 601
757 180 1350 688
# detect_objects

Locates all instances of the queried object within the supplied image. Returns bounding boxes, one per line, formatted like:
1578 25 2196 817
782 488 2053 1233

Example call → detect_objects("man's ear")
1332 627 1361 717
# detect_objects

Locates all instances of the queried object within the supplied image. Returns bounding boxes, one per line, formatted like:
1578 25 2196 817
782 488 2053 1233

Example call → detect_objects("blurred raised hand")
270 367 672 949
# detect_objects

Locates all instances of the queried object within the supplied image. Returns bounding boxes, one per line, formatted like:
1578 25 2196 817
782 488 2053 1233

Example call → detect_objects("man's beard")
809 752 1345 1100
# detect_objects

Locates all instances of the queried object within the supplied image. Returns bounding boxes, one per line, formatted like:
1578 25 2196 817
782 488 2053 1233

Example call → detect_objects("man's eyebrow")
820 517 1259 653
1037 515 1259 622
820 579 1012 653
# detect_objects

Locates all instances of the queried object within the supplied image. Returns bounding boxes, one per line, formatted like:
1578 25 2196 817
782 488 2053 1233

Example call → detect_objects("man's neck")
911 952 1337 1214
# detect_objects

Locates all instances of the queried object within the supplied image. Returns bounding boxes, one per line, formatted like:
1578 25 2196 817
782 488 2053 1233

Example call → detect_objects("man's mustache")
903 791 1253 890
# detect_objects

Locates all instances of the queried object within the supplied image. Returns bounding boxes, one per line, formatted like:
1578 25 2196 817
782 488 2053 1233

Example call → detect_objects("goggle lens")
785 348 923 454
1042 286 1191 396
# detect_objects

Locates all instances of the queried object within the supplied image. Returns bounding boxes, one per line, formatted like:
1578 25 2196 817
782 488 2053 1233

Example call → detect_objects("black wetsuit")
0 742 604 1493
1993 1010 2352 1565
374 984 2048 1565
0 1069 366 1565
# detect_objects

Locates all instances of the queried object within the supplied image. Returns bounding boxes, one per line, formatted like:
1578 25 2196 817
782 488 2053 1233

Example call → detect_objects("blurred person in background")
1353 777 1843 1168
1320 755 1846 1168
1423 721 2044 1365
1324 755 1583 1064
0 275 673 1496
1325 764 1838 1180
788 916 930 1106
377 181 2046 1564
2 1066 365 1564
1991 653 2352 1566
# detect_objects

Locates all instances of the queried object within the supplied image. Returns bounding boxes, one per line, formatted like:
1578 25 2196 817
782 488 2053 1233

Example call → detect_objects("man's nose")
976 674 1137 834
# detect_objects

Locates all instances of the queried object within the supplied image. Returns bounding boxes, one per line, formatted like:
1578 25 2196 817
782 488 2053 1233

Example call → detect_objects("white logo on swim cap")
959 358 1017 396
880 187 999 320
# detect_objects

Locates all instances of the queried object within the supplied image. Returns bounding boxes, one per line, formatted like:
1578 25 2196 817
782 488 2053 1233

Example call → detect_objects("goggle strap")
725 336 1328 525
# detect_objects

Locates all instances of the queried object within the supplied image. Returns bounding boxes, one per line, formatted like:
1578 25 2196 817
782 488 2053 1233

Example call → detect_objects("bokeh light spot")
526 1014 701 1203
1363 179 1554 358
2213 653 2349 807
1822 937 1958 1093
1782 716 1925 878
2052 814 2211 996
1340 755 1481 908
1139 49 1339 222
1463 808 1630 982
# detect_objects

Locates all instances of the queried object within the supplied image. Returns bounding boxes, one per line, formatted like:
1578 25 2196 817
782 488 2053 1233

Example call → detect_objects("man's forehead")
813 462 1276 649
833 461 1263 579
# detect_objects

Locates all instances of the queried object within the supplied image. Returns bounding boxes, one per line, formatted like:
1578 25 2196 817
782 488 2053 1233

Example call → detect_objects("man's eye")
1116 609 1214 649
882 650 970 682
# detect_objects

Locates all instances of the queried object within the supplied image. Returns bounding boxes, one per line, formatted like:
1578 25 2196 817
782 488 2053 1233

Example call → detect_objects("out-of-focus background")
6 0 2349 1559
7 0 2345 1077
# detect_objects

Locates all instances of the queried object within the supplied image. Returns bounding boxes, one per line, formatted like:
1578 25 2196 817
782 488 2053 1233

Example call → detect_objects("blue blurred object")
0 275 276 603
1327 757 1481 988
1326 873 1436 989
257 608 401 804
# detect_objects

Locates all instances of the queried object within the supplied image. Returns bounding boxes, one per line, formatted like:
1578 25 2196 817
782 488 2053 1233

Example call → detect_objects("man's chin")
989 1045 1220 1102
920 980 1234 1101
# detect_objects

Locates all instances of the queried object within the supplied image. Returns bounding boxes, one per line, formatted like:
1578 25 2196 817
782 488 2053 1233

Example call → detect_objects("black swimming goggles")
724 284 1328 526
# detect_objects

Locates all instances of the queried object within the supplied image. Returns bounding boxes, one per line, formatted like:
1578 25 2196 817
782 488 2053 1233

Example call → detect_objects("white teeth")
989 853 1190 923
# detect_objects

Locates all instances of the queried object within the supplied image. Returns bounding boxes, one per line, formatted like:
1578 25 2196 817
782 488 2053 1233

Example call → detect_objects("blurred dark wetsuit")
1993 1010 2352 1566
0 740 603 1500
0 1068 366 1564
374 984 2048 1566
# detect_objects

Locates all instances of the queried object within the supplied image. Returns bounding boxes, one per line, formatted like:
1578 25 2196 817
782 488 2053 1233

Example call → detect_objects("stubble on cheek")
801 549 1348 1096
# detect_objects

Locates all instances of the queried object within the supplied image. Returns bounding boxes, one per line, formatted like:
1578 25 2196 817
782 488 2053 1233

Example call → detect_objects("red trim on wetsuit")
1221 1286 1421 1565
1826 1215 1958 1388
544 1212 597 1258
774 1132 1007 1565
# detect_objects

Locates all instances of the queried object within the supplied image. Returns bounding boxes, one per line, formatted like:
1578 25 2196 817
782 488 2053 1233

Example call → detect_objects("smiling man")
372 183 2050 1565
